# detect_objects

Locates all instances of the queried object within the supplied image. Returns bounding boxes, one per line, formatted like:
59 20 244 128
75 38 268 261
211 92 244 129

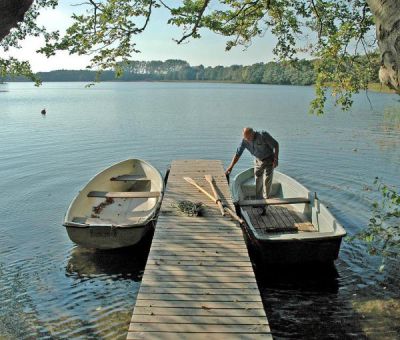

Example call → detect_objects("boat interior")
66 160 163 227
233 169 342 237
240 180 317 234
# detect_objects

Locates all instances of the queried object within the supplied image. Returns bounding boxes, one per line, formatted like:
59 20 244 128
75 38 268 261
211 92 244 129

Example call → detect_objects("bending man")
225 127 279 202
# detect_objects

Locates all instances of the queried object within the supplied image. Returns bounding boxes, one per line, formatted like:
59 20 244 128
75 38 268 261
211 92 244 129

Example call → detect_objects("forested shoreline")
4 58 380 86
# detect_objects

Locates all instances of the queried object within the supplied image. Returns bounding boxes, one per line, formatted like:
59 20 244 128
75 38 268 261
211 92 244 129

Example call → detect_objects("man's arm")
225 140 245 175
225 154 240 175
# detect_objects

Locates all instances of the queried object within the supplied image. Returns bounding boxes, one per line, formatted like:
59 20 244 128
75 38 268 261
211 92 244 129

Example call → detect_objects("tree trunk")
0 0 33 40
367 0 400 93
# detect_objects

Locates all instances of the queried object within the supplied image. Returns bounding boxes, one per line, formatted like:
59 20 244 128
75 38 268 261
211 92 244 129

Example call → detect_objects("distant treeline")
5 58 379 85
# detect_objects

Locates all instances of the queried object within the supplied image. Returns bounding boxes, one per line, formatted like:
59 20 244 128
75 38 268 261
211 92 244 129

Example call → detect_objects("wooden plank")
152 232 243 239
149 247 248 255
151 239 246 245
127 332 272 340
143 270 255 277
146 260 252 266
147 259 251 265
134 300 262 309
129 323 268 333
138 288 259 295
152 237 245 243
136 294 262 302
110 175 149 181
156 225 238 231
156 221 238 228
141 275 257 283
87 191 160 198
127 332 271 340
271 206 295 229
279 205 300 226
239 197 310 206
144 264 253 272
131 314 268 325
132 306 265 317
139 281 258 289
154 230 239 235
153 232 242 238
149 250 249 256
150 243 248 250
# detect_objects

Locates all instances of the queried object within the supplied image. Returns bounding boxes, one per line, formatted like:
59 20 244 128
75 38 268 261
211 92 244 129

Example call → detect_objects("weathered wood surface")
243 205 315 233
239 197 311 206
127 160 271 339
87 191 161 198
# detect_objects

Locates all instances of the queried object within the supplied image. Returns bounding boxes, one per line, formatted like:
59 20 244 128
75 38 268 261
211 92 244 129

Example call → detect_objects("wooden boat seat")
71 216 146 225
110 175 150 181
87 191 161 198
239 197 310 207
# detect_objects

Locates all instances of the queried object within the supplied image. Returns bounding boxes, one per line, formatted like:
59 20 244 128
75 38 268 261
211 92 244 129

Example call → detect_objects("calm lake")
1 82 399 339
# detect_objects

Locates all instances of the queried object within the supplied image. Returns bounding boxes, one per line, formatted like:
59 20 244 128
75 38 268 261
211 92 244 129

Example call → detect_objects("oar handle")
205 175 225 216
224 206 244 225
184 177 217 202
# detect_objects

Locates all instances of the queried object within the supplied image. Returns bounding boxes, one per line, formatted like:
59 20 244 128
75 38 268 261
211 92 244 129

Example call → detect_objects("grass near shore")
367 82 397 94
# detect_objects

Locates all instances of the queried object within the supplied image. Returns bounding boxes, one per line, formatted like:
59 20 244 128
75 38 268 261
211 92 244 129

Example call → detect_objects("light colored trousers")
254 158 274 199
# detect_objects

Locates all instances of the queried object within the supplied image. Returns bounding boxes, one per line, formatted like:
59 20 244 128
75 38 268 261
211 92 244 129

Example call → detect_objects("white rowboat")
231 168 346 264
64 159 164 249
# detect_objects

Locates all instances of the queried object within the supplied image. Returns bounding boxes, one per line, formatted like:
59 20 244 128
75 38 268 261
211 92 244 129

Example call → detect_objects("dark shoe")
259 207 266 216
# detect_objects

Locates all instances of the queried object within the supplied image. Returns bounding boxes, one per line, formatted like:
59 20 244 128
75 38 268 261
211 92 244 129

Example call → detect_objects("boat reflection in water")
65 231 153 280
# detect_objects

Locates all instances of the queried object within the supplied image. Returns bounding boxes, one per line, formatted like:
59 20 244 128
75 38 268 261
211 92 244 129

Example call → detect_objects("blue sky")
1 1 283 72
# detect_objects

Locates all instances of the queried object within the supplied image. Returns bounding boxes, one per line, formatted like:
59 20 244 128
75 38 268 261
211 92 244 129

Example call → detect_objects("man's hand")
225 168 232 176
273 157 279 168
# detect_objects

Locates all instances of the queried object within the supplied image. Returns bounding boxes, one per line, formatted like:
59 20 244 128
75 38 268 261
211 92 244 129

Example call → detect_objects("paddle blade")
204 174 213 183
183 176 195 185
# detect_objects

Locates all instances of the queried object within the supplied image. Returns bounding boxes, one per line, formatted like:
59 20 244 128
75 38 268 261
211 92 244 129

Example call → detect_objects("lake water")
0 82 399 339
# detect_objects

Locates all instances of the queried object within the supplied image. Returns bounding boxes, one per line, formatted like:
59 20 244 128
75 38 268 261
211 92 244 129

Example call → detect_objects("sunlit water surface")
0 82 399 339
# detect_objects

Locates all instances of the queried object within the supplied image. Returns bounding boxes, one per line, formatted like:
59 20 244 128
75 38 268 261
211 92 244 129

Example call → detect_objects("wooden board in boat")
242 205 316 234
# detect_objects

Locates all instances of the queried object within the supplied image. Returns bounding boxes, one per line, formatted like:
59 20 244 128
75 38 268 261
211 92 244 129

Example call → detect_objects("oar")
183 176 244 225
204 175 225 216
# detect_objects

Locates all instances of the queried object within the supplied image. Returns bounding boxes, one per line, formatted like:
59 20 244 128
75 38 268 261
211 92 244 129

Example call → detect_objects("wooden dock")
127 160 271 339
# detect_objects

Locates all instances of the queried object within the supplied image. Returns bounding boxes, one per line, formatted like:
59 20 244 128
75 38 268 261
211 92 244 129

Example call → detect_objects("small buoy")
41 109 46 115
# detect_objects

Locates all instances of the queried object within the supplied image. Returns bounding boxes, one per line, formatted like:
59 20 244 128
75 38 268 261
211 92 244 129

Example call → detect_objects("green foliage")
0 0 379 114
4 58 320 85
0 57 40 85
40 0 157 72
349 178 400 264
0 0 58 86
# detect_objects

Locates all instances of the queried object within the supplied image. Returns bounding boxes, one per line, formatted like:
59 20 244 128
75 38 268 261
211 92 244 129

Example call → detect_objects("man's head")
243 127 255 142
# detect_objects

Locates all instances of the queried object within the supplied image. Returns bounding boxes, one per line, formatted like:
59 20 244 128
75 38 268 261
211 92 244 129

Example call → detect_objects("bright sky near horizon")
0 0 290 72
1 1 284 72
